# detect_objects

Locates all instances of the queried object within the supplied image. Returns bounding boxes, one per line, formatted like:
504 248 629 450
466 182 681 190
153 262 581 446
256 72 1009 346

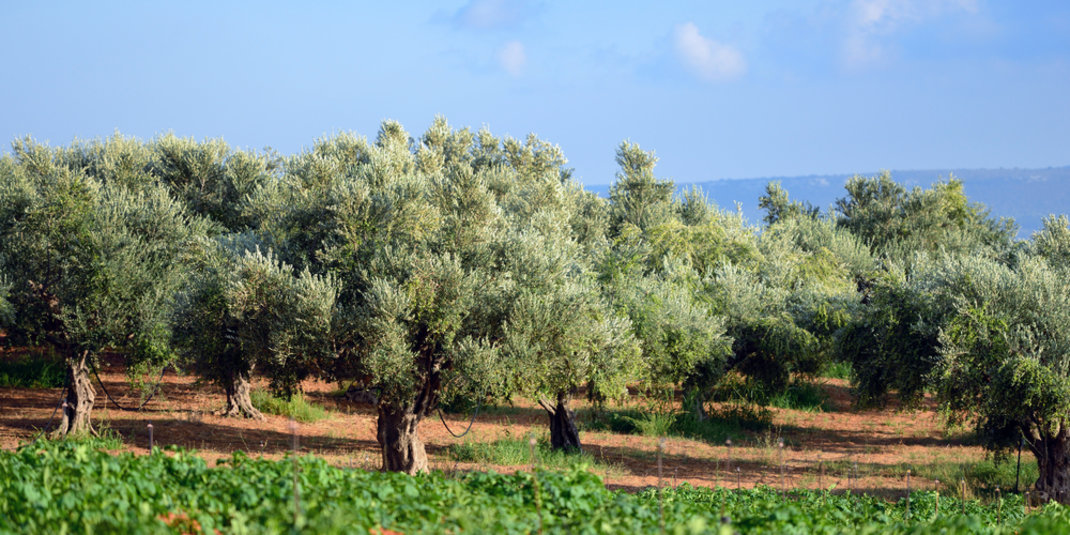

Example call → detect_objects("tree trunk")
544 393 581 452
691 391 708 422
52 351 95 438
218 370 263 420
1032 430 1070 504
377 403 428 474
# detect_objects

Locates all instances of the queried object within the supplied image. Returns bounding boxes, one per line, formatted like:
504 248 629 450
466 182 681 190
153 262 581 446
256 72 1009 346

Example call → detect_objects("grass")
821 361 853 380
443 436 624 476
250 389 330 423
0 354 66 388
709 374 832 413
907 456 1040 498
767 381 832 412
581 403 772 445
75 426 126 450
23 425 126 450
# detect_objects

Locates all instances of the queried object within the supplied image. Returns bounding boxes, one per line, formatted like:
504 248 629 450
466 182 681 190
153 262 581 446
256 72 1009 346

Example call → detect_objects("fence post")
725 439 733 489
778 439 785 494
960 479 966 516
996 486 1002 525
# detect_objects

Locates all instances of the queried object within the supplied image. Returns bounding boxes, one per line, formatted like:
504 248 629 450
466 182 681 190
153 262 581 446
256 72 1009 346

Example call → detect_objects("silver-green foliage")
835 172 1016 261
502 220 641 405
172 243 336 399
935 255 1070 444
253 118 621 424
0 139 208 362
605 256 728 391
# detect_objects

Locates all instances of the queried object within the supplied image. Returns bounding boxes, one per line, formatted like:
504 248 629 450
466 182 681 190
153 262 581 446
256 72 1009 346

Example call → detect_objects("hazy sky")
2 1 1067 185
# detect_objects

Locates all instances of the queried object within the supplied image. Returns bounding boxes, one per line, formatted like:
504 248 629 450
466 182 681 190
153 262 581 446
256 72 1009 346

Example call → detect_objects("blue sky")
1 1 1067 186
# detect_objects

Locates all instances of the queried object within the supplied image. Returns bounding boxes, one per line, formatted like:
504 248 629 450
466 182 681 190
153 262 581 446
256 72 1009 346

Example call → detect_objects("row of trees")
2 119 1070 502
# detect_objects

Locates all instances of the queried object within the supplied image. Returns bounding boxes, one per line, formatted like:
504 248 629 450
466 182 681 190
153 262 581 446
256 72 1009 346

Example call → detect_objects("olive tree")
704 263 817 395
0 140 208 436
351 229 509 473
758 181 818 226
835 172 1015 260
835 261 944 407
501 219 641 451
150 135 276 231
698 216 864 406
935 253 1070 503
601 147 754 418
259 120 591 472
834 218 1070 504
608 141 674 235
600 249 731 419
171 243 336 419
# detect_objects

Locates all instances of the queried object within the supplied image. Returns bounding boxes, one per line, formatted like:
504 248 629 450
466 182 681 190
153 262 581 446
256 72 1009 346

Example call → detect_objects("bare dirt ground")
0 357 989 499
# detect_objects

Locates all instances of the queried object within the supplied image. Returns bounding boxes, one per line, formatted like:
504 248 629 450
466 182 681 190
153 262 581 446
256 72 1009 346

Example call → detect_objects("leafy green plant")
2 441 1068 534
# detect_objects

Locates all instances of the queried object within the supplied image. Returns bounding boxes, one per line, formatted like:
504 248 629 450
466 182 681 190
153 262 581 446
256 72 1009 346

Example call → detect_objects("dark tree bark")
542 393 581 452
1031 428 1070 505
374 347 441 474
218 369 263 420
52 350 95 437
691 391 708 422
377 403 428 475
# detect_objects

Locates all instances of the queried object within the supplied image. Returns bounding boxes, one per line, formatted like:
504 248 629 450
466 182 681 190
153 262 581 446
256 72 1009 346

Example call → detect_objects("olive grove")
4 122 1070 502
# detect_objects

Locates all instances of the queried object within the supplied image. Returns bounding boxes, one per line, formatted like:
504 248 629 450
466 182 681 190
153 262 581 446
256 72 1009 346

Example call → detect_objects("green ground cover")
1 441 1067 534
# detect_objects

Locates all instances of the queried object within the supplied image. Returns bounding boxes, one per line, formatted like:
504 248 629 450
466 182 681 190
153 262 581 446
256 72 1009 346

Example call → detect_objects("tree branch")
537 397 556 416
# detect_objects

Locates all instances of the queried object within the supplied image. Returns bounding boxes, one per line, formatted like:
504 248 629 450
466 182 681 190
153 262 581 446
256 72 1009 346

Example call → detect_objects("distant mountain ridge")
581 167 1070 238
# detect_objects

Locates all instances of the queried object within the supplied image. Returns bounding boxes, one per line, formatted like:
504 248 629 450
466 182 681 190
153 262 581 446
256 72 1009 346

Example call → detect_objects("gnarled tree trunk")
377 403 427 474
542 393 581 452
52 350 95 438
218 369 263 420
1032 430 1070 504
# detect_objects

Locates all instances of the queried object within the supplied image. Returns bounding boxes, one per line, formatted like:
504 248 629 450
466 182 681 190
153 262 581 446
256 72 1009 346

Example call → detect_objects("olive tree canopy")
0 139 209 436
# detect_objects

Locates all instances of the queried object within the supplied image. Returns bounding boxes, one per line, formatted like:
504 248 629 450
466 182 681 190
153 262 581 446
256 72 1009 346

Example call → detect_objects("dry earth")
0 355 992 499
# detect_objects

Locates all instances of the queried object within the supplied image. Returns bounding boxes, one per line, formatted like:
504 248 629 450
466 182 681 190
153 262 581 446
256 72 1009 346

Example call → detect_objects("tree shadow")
6 414 379 456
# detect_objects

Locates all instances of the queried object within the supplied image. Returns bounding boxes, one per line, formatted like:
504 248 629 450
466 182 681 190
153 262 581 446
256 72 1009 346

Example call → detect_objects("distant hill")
582 167 1070 238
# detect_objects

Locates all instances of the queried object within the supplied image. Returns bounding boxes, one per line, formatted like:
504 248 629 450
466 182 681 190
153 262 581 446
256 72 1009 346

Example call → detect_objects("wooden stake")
996 486 1002 524
778 439 785 493
960 479 966 516
934 480 940 518
725 438 733 488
